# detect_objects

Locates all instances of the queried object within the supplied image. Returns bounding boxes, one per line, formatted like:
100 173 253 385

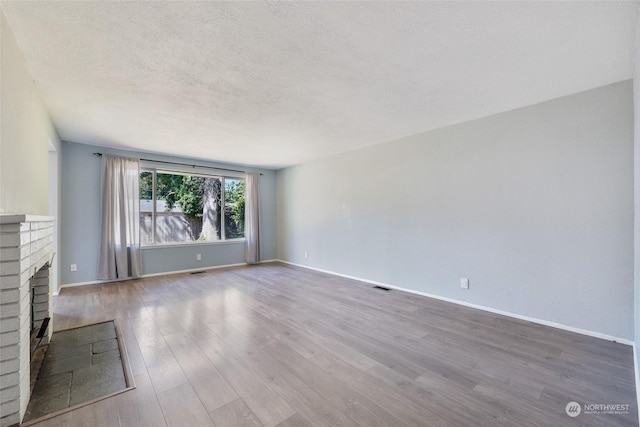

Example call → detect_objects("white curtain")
244 172 261 264
97 154 143 280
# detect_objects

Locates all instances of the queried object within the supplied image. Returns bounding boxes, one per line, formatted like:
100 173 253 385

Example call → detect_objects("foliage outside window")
140 169 245 245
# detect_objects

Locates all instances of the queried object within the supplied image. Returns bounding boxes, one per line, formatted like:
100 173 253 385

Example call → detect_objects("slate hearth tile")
26 321 128 421
92 349 121 365
32 372 71 397
39 351 91 377
49 329 77 346
69 358 126 406
76 322 117 345
92 338 118 354
24 389 70 422
46 343 91 360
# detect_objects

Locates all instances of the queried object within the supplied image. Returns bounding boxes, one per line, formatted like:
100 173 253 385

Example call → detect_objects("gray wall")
0 11 60 215
61 141 276 285
277 81 634 340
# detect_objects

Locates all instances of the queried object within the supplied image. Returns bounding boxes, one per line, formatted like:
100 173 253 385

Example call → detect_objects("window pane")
224 178 245 239
140 170 239 245
153 172 222 243
139 171 153 244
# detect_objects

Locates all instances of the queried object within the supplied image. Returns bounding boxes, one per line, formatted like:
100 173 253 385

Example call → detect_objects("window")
140 169 245 245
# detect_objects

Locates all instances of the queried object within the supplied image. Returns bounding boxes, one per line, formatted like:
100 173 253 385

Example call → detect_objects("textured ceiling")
1 2 637 169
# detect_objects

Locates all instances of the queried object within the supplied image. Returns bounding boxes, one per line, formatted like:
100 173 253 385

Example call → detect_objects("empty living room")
2 1 640 426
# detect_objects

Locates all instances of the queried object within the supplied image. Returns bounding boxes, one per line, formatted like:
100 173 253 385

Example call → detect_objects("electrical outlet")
70 264 77 272
460 278 469 289
304 251 308 259
196 254 202 261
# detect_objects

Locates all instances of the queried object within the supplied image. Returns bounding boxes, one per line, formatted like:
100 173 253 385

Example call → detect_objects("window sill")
141 239 245 250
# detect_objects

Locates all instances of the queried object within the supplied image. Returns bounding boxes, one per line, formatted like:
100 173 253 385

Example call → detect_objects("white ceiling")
1 2 638 169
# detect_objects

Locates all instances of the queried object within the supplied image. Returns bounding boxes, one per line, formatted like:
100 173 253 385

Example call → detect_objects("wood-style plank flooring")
33 263 637 426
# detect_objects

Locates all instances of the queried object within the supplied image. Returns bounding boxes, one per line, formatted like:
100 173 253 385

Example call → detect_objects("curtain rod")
92 153 262 175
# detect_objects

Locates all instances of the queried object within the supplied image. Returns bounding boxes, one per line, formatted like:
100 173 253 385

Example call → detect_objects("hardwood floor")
33 262 637 426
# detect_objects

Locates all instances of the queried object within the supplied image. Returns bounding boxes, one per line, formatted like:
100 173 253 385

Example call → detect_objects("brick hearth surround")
0 215 53 427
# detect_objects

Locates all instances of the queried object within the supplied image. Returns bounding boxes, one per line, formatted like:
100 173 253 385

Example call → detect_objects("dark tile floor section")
23 321 127 422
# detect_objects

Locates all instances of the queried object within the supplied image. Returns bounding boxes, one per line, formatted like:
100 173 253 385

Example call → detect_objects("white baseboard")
60 276 130 289
141 262 247 279
277 260 633 346
59 262 251 290
58 257 633 346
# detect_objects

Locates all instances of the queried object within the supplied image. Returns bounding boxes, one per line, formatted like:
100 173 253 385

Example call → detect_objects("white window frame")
140 165 245 246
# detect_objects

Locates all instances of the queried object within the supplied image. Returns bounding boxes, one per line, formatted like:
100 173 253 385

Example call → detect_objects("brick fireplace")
0 215 54 427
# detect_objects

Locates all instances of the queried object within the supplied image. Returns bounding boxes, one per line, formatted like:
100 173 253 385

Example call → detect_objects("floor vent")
373 285 391 291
